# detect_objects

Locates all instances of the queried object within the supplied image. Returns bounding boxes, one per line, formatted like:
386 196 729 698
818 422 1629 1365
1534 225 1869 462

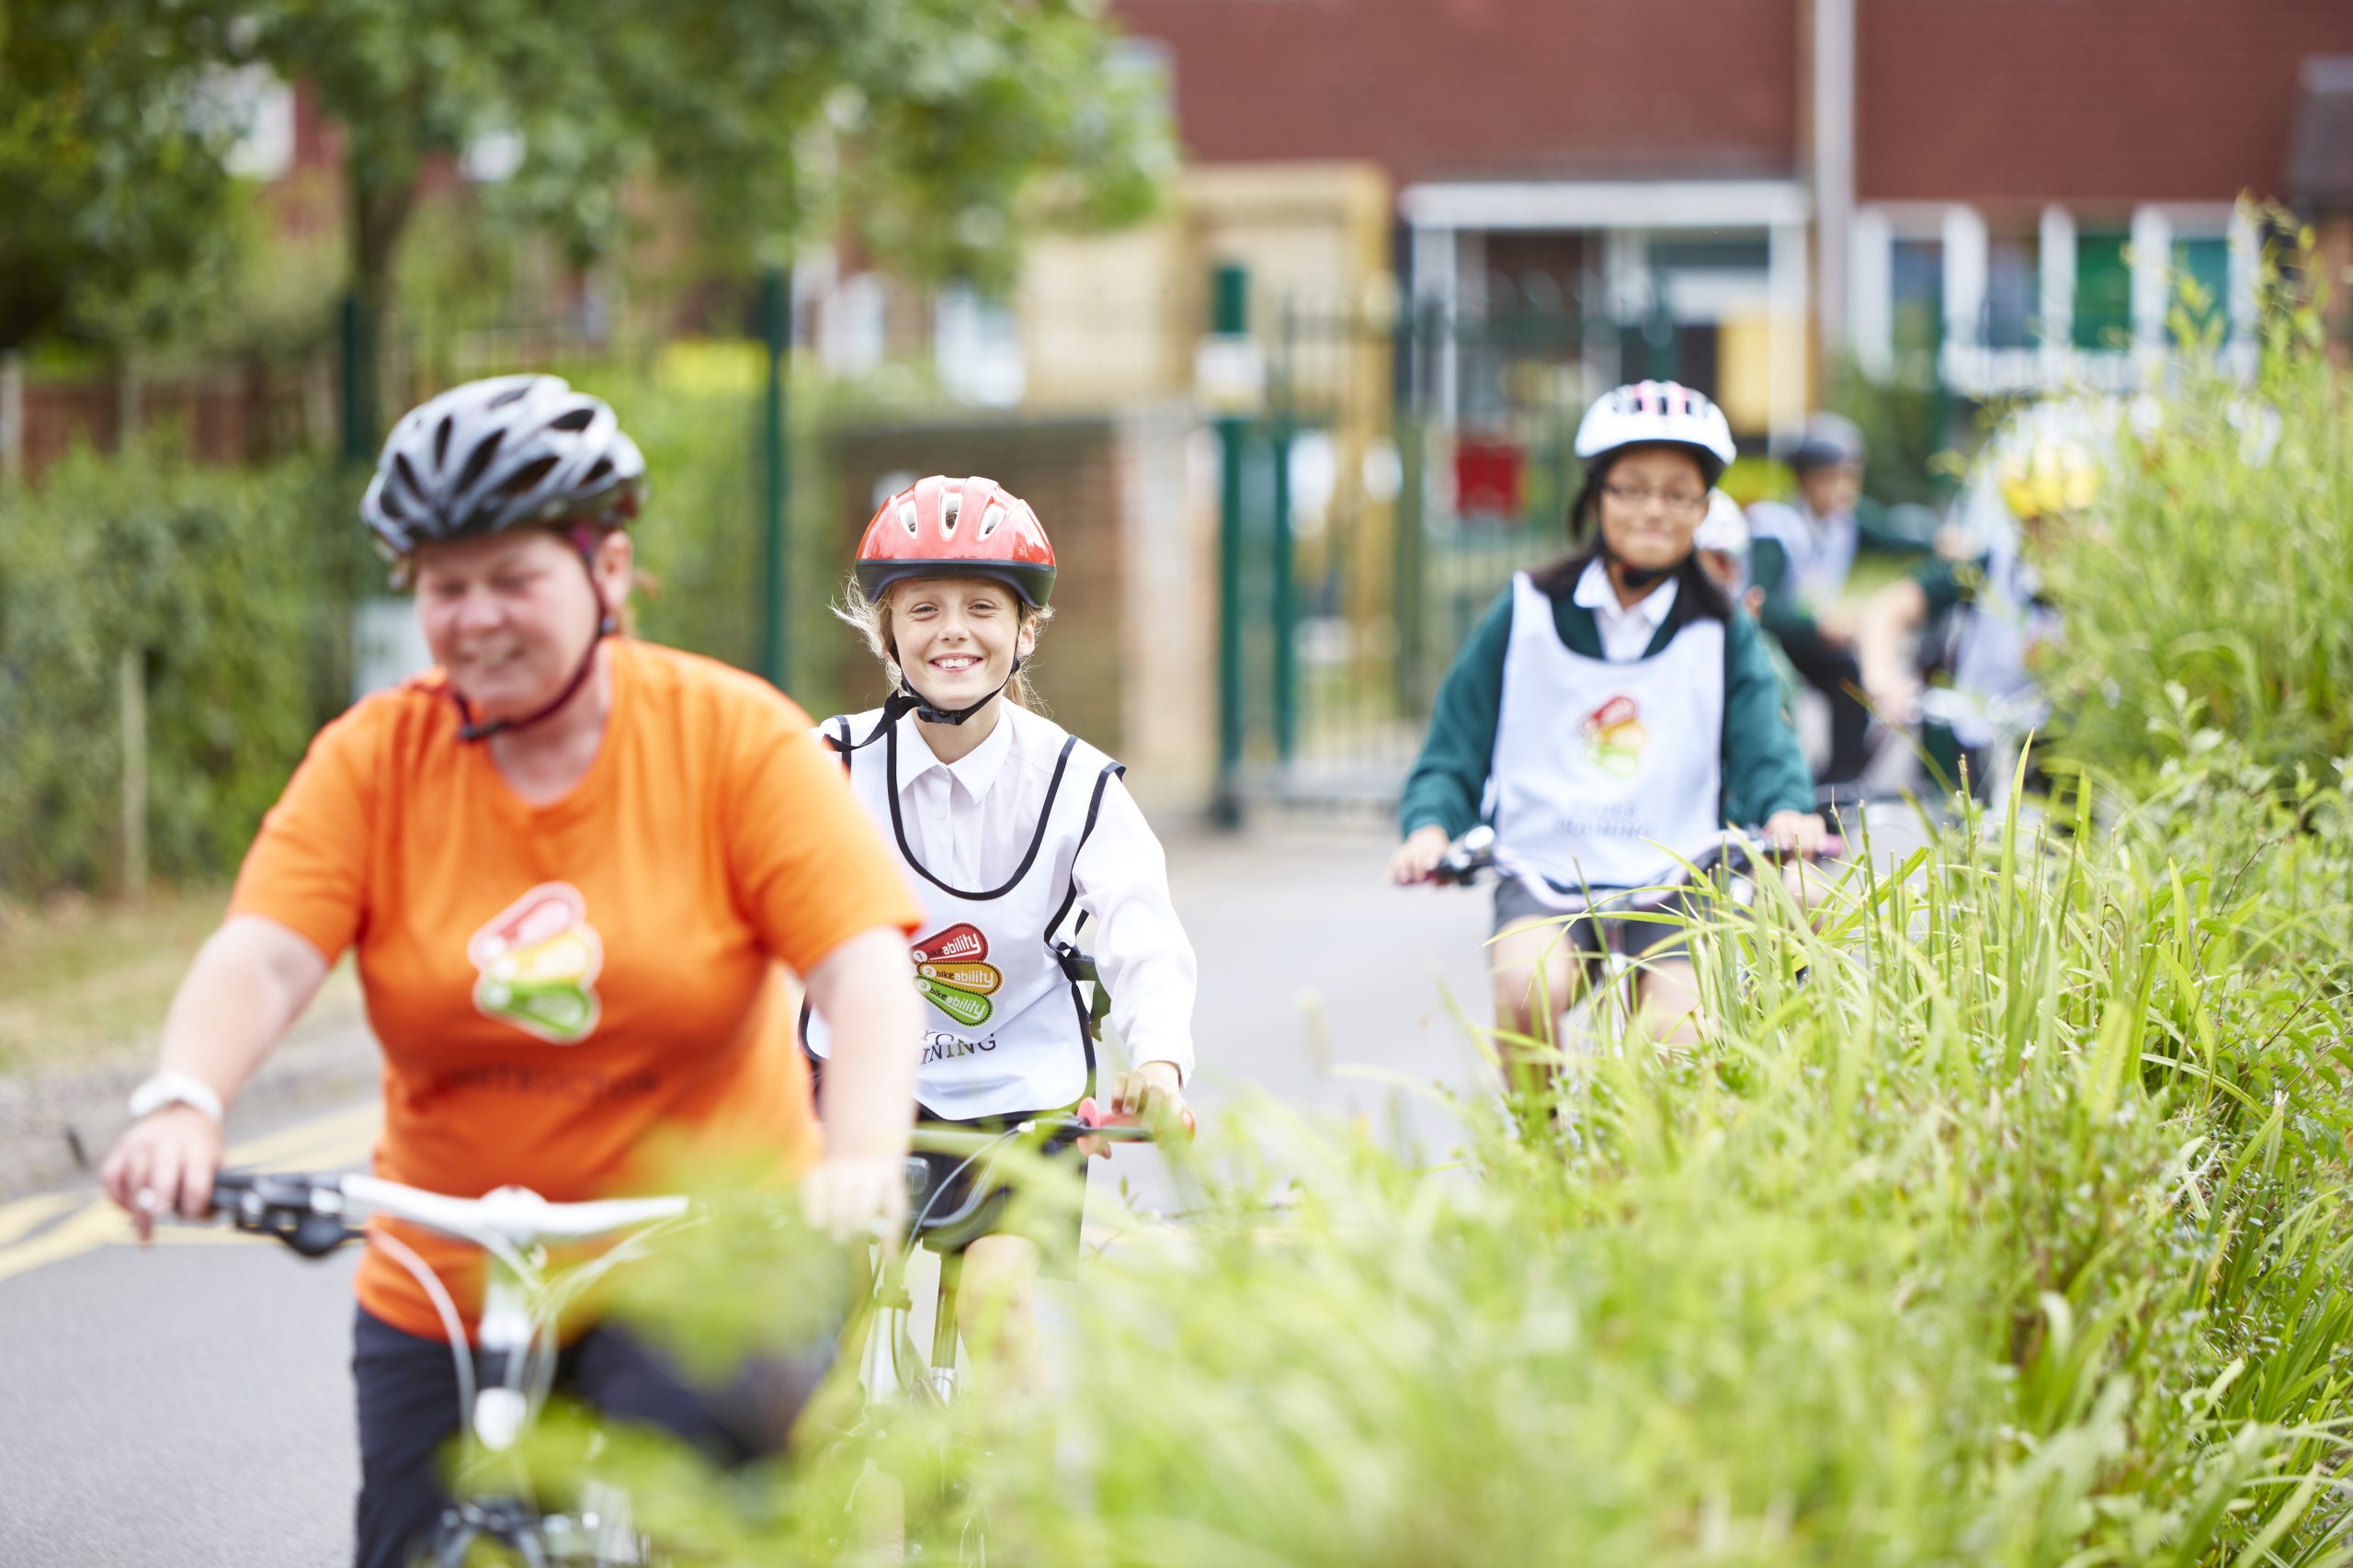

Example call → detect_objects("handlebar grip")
1074 1096 1198 1141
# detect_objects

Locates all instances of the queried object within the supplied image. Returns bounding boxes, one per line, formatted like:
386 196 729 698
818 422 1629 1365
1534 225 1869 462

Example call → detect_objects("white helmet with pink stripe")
1574 380 1738 484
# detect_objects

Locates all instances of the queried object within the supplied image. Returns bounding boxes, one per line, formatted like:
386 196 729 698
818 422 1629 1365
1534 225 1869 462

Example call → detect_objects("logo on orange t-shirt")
468 883 605 1044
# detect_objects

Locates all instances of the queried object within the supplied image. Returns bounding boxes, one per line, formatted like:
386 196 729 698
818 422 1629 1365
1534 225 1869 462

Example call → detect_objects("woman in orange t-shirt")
99 375 925 1568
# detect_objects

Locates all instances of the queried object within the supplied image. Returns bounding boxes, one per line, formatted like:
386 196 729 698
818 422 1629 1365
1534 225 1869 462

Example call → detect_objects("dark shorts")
353 1305 828 1568
907 1101 1089 1276
807 1055 1088 1274
1491 873 1712 965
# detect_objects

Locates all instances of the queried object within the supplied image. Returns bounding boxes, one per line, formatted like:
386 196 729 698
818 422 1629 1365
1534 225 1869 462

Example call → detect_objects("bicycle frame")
210 1172 692 1565
1434 826 1836 1059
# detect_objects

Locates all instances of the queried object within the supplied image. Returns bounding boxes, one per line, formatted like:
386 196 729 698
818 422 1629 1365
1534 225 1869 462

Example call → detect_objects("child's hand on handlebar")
1081 1062 1193 1157
1763 811 1831 858
1387 824 1453 885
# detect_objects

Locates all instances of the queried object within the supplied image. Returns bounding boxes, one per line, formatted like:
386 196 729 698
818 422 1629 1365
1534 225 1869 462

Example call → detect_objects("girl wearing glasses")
1387 381 1824 1053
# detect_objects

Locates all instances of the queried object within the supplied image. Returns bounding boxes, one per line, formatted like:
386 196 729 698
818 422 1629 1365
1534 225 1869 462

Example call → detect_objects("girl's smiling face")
1597 445 1711 576
890 576 1036 710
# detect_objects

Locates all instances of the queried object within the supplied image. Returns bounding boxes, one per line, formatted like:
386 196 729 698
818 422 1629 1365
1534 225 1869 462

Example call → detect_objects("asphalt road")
0 819 1494 1567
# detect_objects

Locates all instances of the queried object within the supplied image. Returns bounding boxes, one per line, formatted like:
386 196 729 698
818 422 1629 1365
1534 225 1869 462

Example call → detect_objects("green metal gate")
1217 270 1633 813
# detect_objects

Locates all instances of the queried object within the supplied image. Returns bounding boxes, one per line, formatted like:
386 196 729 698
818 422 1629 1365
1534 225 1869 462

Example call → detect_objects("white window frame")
1854 199 2260 395
1399 179 1812 442
1849 201 1953 381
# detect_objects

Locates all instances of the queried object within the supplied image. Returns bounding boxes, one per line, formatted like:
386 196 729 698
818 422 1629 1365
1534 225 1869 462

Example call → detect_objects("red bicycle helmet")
854 475 1056 608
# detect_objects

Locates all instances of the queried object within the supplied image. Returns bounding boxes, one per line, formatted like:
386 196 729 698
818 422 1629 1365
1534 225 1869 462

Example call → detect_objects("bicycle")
839 1093 1187 1563
198 1110 1177 1566
1430 824 1843 1060
203 1167 699 1566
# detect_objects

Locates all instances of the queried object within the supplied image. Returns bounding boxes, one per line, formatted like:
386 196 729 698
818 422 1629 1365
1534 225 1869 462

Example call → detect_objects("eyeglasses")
1600 483 1709 517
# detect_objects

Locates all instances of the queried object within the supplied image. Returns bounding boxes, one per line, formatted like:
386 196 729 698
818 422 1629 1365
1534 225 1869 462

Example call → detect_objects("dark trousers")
352 1306 823 1568
1781 637 1872 785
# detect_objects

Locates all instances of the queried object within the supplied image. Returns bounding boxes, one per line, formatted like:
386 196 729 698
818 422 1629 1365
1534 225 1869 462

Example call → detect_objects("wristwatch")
126 1071 225 1130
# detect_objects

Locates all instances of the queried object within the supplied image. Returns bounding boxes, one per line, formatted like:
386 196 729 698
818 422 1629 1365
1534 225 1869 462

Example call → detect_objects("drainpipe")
1812 0 1858 353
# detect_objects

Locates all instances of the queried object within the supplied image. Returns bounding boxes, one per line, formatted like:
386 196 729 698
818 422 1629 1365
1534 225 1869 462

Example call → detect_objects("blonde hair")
833 573 1053 713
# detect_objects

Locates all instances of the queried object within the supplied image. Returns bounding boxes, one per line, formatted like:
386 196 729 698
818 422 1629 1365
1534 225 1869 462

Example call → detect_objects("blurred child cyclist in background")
1698 488 1804 718
803 474 1198 1402
1387 382 1825 1062
1856 403 2111 801
1745 413 1939 786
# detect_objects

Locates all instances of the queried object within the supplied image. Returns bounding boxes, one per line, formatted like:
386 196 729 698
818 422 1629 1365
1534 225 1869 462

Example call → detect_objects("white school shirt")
1570 558 1678 663
832 703 1198 1085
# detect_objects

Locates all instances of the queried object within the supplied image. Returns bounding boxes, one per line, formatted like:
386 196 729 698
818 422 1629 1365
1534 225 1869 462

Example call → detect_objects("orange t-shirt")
230 639 922 1340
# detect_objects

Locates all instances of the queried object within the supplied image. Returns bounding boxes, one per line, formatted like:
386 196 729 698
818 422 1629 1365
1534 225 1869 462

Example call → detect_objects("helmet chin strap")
850 654 1023 749
453 546 617 744
1600 536 1686 592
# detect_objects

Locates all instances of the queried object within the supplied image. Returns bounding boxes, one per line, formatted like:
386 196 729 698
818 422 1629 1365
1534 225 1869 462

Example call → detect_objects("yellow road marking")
0 1099 381 1286
0 1190 81 1250
225 1101 381 1170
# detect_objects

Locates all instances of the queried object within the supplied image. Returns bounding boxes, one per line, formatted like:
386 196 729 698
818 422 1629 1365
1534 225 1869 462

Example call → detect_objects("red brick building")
1113 0 2353 429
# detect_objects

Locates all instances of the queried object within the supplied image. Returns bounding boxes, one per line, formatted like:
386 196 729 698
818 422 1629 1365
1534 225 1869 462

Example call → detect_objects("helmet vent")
393 453 424 502
978 503 1006 539
499 455 560 500
548 405 595 432
432 416 453 468
941 491 962 532
583 458 613 485
899 501 920 537
487 381 532 409
454 431 506 495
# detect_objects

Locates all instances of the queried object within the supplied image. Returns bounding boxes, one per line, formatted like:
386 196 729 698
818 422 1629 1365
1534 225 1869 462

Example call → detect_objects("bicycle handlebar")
1430 825 1844 909
206 1170 692 1260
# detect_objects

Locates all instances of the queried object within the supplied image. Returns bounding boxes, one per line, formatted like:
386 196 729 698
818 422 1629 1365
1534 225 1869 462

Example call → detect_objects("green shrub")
558 356 865 720
2045 278 2353 789
0 441 362 894
1824 353 1962 509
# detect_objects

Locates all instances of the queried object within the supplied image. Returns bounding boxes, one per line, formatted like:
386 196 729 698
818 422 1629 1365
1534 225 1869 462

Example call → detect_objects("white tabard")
1489 571 1725 888
803 710 1122 1119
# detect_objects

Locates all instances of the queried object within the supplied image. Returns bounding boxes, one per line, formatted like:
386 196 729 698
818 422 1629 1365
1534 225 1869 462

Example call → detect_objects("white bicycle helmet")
1694 489 1750 555
1574 380 1738 485
361 374 644 559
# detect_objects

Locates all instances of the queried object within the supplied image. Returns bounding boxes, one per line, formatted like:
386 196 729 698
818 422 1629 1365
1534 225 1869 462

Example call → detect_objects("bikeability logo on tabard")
911 922 1002 1028
1581 693 1649 778
469 883 604 1045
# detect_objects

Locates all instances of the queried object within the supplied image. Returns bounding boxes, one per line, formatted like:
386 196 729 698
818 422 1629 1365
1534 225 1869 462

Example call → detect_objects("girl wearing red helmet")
803 474 1198 1394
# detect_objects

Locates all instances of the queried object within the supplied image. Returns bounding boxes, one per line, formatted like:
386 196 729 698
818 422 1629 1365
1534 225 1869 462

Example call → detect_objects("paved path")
0 821 1493 1566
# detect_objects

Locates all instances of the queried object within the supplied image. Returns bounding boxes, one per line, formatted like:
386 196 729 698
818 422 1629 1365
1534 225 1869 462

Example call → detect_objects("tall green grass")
517 778 2353 1567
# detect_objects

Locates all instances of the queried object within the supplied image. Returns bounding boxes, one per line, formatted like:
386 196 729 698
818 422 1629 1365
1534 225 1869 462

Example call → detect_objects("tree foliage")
0 442 362 892
203 0 1170 403
0 1 250 351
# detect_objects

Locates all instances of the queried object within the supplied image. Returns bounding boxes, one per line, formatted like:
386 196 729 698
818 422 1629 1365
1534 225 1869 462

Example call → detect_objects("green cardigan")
1397 578 1816 841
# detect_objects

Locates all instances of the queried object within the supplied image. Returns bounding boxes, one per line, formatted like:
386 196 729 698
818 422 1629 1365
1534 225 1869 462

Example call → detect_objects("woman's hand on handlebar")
1387 824 1453 886
1082 1062 1191 1158
1763 810 1831 858
800 1154 912 1242
100 1107 225 1243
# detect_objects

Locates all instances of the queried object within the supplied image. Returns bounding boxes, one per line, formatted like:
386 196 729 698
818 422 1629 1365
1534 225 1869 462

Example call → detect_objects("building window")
1890 237 1942 364
2171 234 2232 344
1983 232 2039 347
2073 230 2132 350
